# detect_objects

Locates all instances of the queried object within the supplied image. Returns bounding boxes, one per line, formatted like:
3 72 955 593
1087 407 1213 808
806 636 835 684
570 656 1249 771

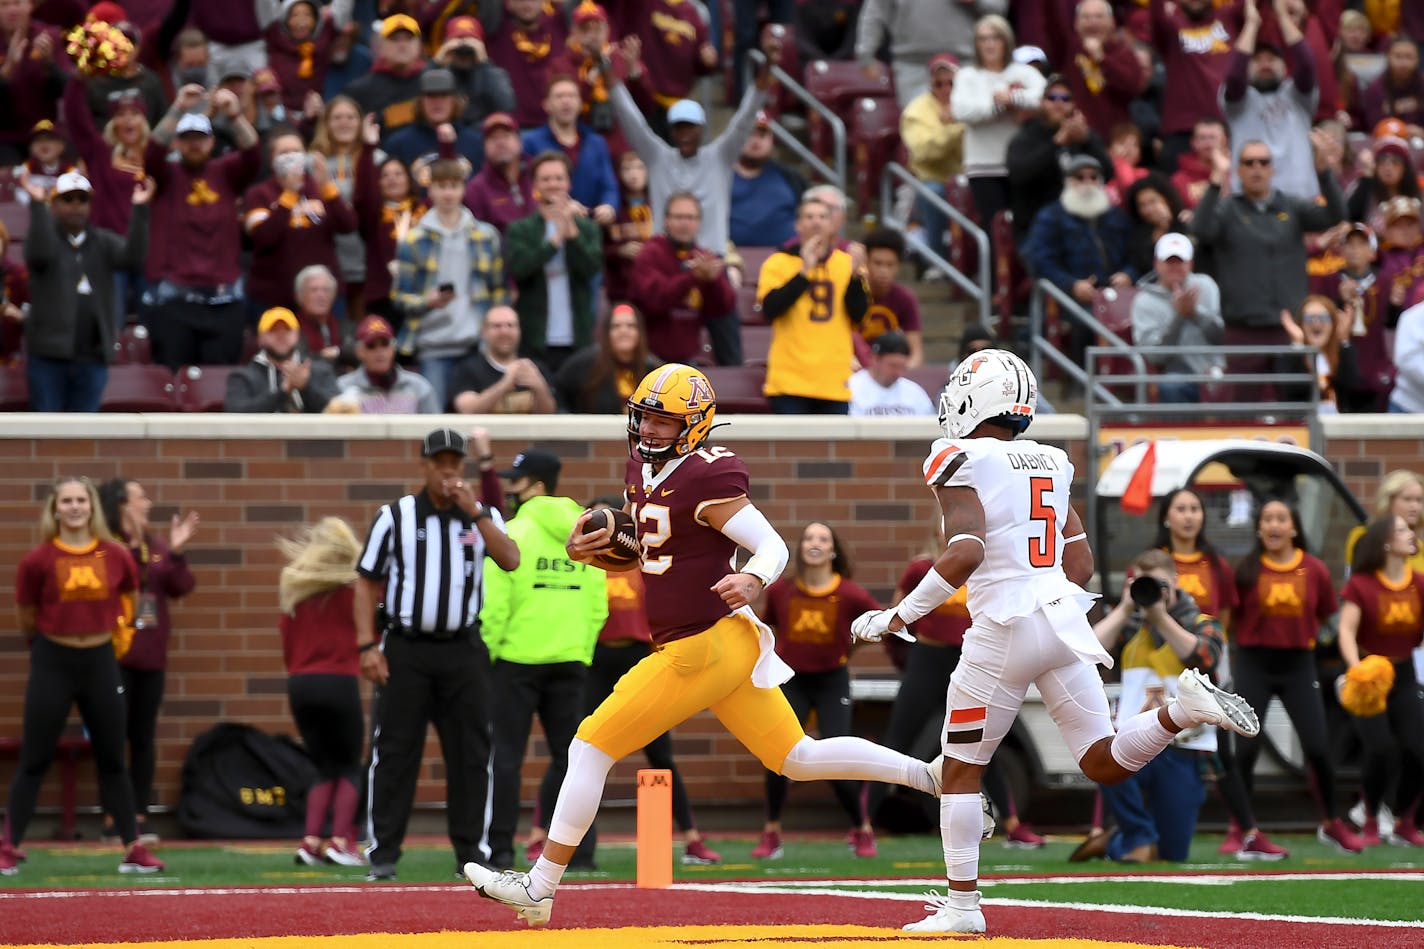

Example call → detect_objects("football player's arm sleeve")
720 504 789 588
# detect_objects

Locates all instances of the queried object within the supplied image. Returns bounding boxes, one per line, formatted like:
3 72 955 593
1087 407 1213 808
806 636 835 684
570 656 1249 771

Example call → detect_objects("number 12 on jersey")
1027 476 1057 568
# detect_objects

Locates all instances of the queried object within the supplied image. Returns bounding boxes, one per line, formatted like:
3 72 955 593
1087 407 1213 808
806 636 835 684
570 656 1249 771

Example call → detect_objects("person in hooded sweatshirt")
479 448 608 871
264 0 350 115
391 158 507 410
345 14 431 142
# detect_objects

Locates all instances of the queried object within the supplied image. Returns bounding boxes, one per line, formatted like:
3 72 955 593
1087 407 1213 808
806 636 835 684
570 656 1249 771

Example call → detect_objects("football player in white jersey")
852 350 1260 935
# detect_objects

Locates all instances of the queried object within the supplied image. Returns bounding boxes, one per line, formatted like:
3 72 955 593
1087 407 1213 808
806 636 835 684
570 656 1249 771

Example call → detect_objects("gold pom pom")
1340 655 1396 718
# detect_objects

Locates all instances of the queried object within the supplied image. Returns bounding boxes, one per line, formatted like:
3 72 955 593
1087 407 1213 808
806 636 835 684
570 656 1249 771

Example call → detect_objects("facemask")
504 491 525 516
273 152 306 179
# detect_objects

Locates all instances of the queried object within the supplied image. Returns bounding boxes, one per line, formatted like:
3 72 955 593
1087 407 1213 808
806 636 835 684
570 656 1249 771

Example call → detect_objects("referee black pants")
367 634 493 870
487 659 587 864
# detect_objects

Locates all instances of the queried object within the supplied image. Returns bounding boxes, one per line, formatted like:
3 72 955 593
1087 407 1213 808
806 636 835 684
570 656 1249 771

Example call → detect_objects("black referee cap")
421 428 468 458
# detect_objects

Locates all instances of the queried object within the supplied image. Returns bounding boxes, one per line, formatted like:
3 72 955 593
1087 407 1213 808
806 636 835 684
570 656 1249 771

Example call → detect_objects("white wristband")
895 566 959 626
1063 532 1086 545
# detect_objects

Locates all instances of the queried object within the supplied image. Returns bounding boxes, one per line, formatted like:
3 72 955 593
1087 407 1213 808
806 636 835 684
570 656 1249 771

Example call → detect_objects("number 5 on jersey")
1027 476 1057 568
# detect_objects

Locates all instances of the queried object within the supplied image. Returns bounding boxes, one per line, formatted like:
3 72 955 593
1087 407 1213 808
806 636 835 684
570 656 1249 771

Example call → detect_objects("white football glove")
851 609 915 644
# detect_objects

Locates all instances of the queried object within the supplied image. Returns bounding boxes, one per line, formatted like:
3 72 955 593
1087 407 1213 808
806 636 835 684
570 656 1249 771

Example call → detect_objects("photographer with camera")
1074 550 1224 863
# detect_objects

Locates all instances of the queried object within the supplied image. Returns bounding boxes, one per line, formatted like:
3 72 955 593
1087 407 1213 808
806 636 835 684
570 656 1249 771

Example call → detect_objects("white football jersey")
923 436 1087 624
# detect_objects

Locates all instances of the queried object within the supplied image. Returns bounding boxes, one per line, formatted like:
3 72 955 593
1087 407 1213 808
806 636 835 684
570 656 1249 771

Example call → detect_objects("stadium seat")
736 282 763 324
1091 286 1139 385
851 96 901 217
174 365 236 412
907 364 949 403
0 167 16 203
737 245 778 282
741 323 772 366
112 323 152 365
0 201 28 247
99 364 177 412
942 174 980 298
0 359 27 410
992 210 1030 339
803 59 892 158
702 364 770 412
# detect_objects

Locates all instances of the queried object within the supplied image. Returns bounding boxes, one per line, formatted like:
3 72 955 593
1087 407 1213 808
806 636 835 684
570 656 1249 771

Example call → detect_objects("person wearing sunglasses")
1006 74 1112 246
20 170 153 412
334 315 441 414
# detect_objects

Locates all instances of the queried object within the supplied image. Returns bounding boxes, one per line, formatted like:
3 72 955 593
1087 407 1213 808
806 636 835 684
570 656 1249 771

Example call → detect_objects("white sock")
941 794 983 904
1109 708 1176 772
779 736 935 794
1167 699 1196 729
528 738 615 899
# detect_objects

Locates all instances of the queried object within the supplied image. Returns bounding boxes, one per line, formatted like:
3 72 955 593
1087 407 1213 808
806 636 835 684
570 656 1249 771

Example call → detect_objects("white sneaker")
903 892 986 933
1175 669 1259 737
1350 801 1395 838
463 862 553 927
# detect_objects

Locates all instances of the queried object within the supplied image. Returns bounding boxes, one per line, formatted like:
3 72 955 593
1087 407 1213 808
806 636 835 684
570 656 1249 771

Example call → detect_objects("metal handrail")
747 50 846 191
1029 280 1148 404
879 163 991 328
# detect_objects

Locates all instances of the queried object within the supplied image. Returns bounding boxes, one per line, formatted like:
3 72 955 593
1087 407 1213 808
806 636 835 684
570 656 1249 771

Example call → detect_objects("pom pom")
1338 655 1396 718
66 22 133 76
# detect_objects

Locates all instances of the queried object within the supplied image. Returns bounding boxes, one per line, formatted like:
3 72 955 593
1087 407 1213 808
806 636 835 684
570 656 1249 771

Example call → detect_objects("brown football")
583 507 641 570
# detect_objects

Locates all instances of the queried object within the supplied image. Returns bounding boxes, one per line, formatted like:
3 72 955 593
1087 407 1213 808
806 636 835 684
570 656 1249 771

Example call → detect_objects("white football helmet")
938 349 1038 439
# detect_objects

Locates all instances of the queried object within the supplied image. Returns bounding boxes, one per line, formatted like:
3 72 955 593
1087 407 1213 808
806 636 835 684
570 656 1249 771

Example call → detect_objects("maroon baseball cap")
356 315 395 343
482 111 518 135
445 15 483 41
928 53 959 75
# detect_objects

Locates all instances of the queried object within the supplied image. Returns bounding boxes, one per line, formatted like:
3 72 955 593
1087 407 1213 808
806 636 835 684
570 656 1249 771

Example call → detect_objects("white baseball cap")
666 99 706 126
175 112 214 136
54 171 92 195
1013 45 1048 66
1154 232 1194 262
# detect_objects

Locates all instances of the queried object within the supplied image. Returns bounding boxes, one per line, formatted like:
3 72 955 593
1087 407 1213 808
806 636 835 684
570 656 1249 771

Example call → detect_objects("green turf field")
5 831 1421 923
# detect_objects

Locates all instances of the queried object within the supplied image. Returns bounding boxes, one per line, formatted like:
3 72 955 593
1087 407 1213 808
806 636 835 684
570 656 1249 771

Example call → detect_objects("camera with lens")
1129 574 1169 608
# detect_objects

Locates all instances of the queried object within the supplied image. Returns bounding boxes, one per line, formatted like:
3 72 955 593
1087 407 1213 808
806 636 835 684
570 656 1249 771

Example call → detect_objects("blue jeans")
1101 746 1205 862
910 181 949 265
1389 400 1416 413
1155 381 1200 404
768 395 850 415
27 355 108 412
418 355 462 411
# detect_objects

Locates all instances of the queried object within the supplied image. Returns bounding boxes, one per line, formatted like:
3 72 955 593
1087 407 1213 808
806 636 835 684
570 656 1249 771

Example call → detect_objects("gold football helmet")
627 364 717 462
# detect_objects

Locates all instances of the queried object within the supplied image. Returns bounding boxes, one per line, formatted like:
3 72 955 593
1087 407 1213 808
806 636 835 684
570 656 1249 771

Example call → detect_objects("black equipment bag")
177 723 317 839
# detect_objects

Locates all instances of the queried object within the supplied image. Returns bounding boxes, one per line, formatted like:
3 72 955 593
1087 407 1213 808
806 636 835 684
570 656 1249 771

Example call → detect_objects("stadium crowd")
0 0 1421 414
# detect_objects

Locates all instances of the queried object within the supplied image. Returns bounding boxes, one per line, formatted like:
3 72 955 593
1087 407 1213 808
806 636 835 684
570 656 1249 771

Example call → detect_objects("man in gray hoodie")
1130 233 1224 404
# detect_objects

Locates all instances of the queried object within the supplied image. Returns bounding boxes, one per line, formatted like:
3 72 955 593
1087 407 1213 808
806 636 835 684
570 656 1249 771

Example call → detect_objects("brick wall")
0 414 1416 830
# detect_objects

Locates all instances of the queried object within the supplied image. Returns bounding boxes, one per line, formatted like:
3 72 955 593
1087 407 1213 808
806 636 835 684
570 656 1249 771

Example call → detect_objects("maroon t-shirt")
280 585 360 677
1149 0 1240 136
486 10 569 128
144 140 262 287
859 282 922 341
1169 550 1239 621
632 0 714 104
761 574 879 674
624 446 748 645
1342 569 1424 660
1233 550 1336 650
16 539 138 638
242 177 359 309
599 568 652 643
897 557 970 647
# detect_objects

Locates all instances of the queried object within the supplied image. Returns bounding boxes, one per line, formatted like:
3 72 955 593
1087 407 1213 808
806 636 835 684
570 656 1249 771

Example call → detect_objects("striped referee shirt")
357 490 508 636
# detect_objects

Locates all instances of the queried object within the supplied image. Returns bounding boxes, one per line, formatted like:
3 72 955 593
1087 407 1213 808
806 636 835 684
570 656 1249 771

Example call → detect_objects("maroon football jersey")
1342 569 1424 659
625 447 750 644
761 574 880 673
897 557 971 647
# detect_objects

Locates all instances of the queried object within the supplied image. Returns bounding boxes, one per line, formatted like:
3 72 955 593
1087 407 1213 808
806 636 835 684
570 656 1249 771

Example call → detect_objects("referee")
356 428 521 881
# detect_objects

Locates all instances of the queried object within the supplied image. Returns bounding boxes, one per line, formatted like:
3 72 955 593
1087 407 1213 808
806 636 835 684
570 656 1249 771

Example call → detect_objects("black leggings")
1353 660 1424 816
120 666 165 817
1232 646 1340 820
568 641 697 861
764 666 863 826
1212 726 1261 830
7 637 139 845
288 674 364 782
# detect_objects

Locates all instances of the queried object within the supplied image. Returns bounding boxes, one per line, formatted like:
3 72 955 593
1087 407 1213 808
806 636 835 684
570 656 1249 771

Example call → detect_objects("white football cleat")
463 862 553 927
903 891 986 933
924 755 996 840
979 791 996 841
1175 669 1260 737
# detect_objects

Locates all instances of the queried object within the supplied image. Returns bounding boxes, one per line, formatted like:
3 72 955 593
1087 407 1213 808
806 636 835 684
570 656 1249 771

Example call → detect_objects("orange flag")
1119 440 1157 516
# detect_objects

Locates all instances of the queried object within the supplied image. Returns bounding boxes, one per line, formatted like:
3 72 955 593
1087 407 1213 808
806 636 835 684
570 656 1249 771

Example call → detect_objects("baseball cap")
482 111 518 135
667 99 706 126
107 90 144 116
356 315 395 343
257 307 299 333
380 13 421 38
54 171 92 195
1063 153 1102 177
928 52 959 75
422 427 468 458
1343 222 1378 253
445 15 483 40
1382 194 1422 224
498 447 562 485
420 67 457 95
87 1 129 23
31 120 62 140
1154 232 1194 262
175 112 213 137
1013 45 1048 67
1374 117 1409 141
254 67 281 94
219 63 253 82
870 330 911 357
1375 135 1411 163
573 0 608 25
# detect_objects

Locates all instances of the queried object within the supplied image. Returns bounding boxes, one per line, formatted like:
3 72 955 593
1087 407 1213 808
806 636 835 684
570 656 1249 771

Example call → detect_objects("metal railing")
746 50 845 191
879 164 991 328
1029 280 1148 405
